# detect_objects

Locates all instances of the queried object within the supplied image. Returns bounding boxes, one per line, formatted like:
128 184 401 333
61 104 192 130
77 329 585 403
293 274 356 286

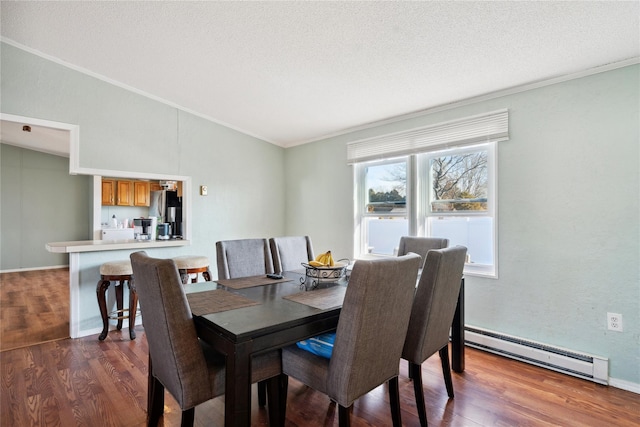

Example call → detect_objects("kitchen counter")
46 238 190 253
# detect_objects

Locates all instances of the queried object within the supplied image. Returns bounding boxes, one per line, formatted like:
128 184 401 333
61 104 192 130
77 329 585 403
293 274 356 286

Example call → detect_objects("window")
351 110 507 277
421 144 496 275
355 144 496 276
359 159 409 256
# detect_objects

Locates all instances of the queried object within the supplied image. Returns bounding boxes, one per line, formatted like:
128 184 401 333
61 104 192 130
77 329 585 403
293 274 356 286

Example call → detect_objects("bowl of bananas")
301 251 349 289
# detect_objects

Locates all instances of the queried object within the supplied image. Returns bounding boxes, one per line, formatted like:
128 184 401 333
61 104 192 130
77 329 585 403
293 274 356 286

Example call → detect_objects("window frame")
354 142 498 278
355 156 411 257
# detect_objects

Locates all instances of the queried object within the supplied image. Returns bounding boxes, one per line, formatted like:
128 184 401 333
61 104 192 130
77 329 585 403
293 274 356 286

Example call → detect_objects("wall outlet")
607 313 623 332
200 185 208 196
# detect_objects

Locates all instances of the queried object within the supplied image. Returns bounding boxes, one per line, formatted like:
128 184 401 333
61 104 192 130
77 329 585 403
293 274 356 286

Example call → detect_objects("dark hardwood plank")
1 333 638 427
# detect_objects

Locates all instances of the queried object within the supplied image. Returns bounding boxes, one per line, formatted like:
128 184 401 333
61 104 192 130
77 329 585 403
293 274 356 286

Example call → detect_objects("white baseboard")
608 377 640 394
0 264 69 273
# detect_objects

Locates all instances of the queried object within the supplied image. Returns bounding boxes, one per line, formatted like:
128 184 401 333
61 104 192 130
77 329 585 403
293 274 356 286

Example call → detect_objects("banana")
312 251 333 267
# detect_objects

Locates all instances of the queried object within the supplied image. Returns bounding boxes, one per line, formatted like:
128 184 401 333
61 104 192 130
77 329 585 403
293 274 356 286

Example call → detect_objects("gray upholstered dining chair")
215 238 274 406
269 236 315 273
397 236 450 378
397 236 449 267
280 253 422 427
130 251 282 427
216 238 274 279
402 245 467 427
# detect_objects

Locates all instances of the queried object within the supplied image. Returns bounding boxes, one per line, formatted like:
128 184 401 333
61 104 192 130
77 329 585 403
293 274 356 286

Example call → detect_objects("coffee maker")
133 217 157 241
149 189 182 238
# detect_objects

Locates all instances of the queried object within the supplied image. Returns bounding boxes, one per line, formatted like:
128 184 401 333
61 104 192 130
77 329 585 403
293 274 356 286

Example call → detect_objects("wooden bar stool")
96 260 137 341
172 255 212 284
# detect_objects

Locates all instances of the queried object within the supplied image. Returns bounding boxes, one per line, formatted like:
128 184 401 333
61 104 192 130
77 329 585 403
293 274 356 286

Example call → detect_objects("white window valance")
347 109 509 164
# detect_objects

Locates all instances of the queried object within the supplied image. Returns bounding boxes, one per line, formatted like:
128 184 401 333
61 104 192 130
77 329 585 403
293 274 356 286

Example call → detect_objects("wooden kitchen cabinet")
134 181 150 206
116 180 133 206
101 179 116 205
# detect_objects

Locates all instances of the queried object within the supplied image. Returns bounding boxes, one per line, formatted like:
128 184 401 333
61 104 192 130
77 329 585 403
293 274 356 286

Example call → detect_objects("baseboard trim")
608 377 640 394
0 265 69 273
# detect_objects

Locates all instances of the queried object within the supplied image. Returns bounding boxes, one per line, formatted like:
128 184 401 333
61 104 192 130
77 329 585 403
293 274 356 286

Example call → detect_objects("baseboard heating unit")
465 326 609 385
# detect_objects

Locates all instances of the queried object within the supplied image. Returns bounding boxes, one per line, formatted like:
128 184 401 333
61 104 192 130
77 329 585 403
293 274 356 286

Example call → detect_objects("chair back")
402 246 467 364
216 238 274 279
326 253 421 407
397 236 449 267
269 236 315 273
130 251 213 409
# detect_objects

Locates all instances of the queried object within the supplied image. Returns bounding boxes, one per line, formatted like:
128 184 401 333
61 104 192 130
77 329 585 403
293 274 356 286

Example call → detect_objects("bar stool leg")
178 269 189 285
203 267 212 282
96 279 111 341
115 280 124 330
128 278 137 340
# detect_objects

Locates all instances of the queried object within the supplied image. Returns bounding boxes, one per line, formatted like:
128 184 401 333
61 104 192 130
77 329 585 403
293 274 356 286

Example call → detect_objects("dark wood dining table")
182 270 465 427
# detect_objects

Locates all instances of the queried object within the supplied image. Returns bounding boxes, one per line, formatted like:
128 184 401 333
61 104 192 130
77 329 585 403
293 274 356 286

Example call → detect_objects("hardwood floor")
1 269 638 426
0 268 70 352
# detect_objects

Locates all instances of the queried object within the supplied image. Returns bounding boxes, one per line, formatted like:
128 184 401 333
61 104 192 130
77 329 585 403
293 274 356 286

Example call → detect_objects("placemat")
283 286 346 310
216 275 291 290
186 289 259 316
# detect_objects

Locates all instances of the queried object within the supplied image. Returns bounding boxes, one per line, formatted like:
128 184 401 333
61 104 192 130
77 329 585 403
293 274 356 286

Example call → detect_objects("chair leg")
258 380 267 406
338 404 352 427
128 279 137 340
148 375 165 426
410 361 428 427
115 280 124 330
178 269 189 285
439 346 454 398
408 359 413 379
181 407 195 427
96 279 111 341
389 376 402 427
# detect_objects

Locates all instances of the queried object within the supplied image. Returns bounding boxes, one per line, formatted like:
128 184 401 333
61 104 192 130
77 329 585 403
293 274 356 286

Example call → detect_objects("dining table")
182 269 465 427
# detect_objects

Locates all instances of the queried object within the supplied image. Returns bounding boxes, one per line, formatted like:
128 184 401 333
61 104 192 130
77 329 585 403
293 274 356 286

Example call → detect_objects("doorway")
1 113 77 348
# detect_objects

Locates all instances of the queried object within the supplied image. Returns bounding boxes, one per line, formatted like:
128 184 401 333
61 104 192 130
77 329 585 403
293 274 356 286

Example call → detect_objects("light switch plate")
200 185 208 196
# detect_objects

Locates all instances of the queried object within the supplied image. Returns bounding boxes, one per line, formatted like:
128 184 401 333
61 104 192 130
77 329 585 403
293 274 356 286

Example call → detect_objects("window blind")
347 109 509 164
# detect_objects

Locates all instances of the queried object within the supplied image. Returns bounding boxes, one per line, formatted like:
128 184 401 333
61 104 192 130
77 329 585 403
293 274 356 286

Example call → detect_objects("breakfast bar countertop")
46 239 190 253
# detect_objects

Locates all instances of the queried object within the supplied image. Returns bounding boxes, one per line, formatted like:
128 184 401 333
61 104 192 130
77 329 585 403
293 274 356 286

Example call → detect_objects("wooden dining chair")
130 251 283 427
402 245 467 427
268 236 315 273
215 238 274 406
280 253 422 427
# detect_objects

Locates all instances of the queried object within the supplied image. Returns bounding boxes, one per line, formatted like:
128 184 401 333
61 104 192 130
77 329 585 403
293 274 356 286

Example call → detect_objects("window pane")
365 161 406 214
365 217 408 256
428 216 493 265
430 150 488 212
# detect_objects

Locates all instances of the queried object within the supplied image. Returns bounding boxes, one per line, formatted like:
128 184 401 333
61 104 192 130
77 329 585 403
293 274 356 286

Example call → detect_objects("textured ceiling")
1 1 639 148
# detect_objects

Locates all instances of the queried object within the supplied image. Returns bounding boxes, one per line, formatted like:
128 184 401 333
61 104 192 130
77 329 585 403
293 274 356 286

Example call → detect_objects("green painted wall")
1 42 287 268
0 144 91 269
285 65 640 387
1 42 286 334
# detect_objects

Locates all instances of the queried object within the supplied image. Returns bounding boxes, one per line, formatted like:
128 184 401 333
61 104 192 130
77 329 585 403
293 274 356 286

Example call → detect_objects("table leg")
225 342 252 427
451 277 465 372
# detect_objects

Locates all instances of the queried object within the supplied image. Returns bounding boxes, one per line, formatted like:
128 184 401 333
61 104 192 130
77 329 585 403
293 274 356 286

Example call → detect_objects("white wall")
285 65 640 387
